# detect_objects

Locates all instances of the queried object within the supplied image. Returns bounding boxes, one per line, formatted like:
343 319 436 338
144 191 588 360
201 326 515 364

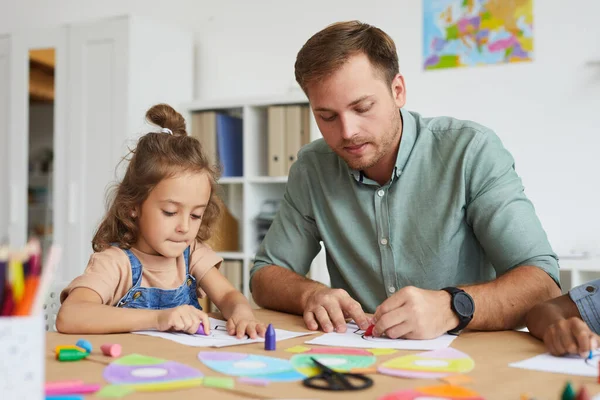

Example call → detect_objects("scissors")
302 357 373 391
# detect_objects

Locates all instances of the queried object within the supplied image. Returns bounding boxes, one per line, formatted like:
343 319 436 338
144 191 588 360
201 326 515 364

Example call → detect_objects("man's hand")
373 286 458 339
302 287 370 333
543 317 600 357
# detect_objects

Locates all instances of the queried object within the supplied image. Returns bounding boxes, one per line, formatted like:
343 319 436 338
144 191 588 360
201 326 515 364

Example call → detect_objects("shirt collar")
349 108 418 183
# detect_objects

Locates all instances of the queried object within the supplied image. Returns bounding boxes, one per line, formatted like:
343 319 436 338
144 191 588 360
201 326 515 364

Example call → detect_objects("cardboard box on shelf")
206 199 239 252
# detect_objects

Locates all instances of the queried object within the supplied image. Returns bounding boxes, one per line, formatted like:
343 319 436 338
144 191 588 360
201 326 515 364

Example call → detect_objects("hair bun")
146 104 187 136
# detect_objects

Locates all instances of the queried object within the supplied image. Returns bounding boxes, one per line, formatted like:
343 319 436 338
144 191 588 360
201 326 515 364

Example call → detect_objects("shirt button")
380 238 388 245
377 190 385 197
388 286 396 293
586 286 596 293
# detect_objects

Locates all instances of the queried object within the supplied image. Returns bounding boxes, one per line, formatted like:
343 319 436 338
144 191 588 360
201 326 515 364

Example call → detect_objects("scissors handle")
303 372 373 391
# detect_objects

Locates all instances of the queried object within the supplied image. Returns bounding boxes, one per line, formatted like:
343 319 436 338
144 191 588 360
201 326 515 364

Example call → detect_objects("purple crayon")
196 323 207 335
265 323 276 351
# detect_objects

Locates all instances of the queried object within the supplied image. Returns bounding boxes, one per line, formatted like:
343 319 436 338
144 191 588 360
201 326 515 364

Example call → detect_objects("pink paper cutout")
378 388 484 400
306 347 372 356
416 348 470 360
378 367 448 379
45 383 101 396
237 377 271 386
379 390 422 400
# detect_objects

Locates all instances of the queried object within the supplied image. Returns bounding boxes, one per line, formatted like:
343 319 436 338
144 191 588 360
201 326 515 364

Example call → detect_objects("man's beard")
338 113 401 171
339 142 383 171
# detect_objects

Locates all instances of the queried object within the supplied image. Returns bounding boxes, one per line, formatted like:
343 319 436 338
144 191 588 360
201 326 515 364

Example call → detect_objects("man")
250 20 561 340
526 279 600 357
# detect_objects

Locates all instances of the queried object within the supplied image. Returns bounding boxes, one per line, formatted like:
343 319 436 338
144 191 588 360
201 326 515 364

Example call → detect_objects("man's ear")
391 74 407 109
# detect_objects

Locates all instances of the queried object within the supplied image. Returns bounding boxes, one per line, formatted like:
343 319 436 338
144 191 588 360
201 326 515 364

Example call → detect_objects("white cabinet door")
6 28 67 249
66 18 129 278
7 32 27 248
0 36 9 242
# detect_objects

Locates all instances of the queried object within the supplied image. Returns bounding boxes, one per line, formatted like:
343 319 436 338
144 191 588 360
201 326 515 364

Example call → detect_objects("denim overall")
115 246 202 310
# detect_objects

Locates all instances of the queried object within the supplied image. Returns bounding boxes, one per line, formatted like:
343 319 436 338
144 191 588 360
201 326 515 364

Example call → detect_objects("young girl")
57 104 265 339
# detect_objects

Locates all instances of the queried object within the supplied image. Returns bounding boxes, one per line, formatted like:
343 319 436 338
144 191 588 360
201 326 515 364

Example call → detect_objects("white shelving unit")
558 257 600 294
182 92 329 299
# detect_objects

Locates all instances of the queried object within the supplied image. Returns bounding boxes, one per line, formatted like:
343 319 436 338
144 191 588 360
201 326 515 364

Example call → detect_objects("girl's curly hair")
92 104 221 252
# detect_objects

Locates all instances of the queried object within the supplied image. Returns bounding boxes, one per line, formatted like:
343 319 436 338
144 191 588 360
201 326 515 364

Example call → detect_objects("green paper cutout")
290 354 376 376
96 385 136 398
203 376 235 389
114 353 165 366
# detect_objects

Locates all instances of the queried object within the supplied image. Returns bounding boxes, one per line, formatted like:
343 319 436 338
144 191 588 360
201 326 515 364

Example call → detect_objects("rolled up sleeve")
60 249 129 305
570 279 600 334
465 129 559 285
250 160 322 289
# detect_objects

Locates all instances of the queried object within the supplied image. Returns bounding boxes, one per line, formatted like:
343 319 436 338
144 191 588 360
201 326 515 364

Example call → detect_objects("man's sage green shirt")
251 109 559 313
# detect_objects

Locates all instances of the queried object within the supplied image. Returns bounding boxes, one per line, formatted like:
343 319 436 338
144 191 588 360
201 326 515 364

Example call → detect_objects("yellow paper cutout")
367 348 398 356
128 378 204 392
381 354 474 373
285 345 311 353
54 345 87 354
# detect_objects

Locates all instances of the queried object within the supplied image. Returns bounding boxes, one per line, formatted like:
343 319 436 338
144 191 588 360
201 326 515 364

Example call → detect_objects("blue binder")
216 114 243 177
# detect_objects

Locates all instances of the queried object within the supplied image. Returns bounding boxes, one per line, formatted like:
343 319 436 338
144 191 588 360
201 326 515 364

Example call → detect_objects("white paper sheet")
133 317 315 347
304 322 457 350
509 352 600 377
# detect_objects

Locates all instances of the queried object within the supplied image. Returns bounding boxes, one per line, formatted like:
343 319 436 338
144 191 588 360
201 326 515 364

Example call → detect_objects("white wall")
1 0 599 257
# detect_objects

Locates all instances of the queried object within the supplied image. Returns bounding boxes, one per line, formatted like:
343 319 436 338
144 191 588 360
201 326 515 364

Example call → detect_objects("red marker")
365 324 375 336
576 385 591 400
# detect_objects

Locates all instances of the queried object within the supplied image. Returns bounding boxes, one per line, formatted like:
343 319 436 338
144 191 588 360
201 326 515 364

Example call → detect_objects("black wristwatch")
441 287 474 335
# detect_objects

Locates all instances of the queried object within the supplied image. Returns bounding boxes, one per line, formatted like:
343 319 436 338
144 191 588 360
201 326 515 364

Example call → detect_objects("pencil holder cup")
0 314 45 399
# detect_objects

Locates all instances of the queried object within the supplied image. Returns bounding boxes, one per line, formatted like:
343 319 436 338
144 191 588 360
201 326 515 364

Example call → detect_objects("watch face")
454 292 474 317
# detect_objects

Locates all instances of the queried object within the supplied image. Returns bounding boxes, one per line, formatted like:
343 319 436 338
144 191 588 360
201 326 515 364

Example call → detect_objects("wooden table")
46 309 600 400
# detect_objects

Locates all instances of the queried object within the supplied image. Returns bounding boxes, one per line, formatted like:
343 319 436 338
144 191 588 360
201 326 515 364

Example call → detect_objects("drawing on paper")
305 321 457 350
133 317 313 348
353 326 407 343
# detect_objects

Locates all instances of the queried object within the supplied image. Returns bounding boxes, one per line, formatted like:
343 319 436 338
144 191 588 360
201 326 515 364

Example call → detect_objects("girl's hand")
543 316 599 357
226 311 267 339
156 305 210 335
